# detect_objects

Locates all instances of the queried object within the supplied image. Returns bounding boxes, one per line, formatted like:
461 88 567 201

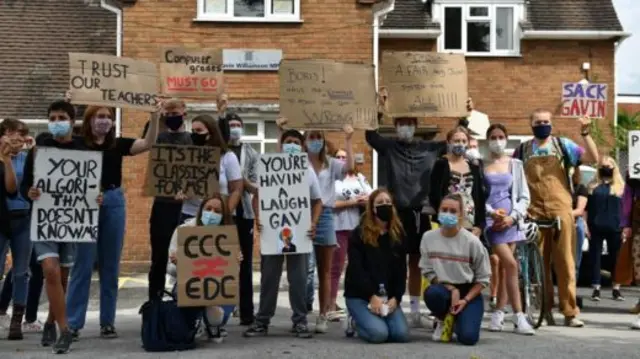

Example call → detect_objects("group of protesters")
1 88 640 355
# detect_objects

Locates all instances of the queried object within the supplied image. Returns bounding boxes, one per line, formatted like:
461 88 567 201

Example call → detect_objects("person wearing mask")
586 156 625 302
366 89 473 327
343 188 409 343
64 99 158 340
421 193 491 345
483 124 534 335
466 137 482 163
147 99 193 300
22 100 102 354
167 193 242 341
244 129 323 338
429 126 486 238
571 166 588 309
513 110 598 327
619 172 640 317
329 148 373 321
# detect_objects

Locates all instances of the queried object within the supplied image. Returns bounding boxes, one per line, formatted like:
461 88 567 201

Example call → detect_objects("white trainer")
315 315 328 333
489 310 504 332
513 312 535 335
631 316 640 330
431 320 444 341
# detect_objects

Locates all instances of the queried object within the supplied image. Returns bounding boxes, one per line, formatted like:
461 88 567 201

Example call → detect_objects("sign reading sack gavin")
31 148 103 243
560 82 607 119
258 153 312 255
177 225 239 307
144 145 221 198
68 52 159 112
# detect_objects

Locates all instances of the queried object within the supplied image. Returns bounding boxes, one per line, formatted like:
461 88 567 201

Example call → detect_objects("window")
185 117 278 153
197 0 301 22
441 3 519 56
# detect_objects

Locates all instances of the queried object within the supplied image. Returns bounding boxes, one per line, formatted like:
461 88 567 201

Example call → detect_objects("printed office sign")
560 82 607 119
258 153 312 255
31 148 103 243
223 49 282 71
629 131 640 179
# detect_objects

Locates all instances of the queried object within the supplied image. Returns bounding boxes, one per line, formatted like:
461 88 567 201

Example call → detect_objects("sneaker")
53 329 73 354
489 296 497 309
564 316 585 328
631 316 640 330
513 312 535 335
613 289 625 301
410 312 429 328
210 326 224 344
100 325 118 339
489 310 504 332
70 329 80 342
23 320 44 333
431 320 444 341
41 322 57 347
631 300 640 314
292 323 313 339
243 323 268 337
344 316 356 337
0 314 9 329
219 327 228 338
315 315 328 333
326 310 345 322
591 289 601 301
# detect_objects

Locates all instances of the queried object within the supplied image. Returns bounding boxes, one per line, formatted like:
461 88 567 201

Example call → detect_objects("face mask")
191 133 208 146
92 117 113 136
488 139 507 154
466 148 481 160
282 143 302 154
438 212 459 228
374 204 393 222
449 144 467 156
306 139 324 154
201 210 222 226
164 115 184 131
229 127 243 140
396 125 415 140
532 124 552 140
599 167 613 178
48 121 71 137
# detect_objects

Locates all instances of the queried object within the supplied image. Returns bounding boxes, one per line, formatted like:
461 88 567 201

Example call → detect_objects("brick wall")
619 102 640 115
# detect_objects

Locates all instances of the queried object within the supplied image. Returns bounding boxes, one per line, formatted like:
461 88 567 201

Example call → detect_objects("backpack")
515 137 574 193
139 291 201 352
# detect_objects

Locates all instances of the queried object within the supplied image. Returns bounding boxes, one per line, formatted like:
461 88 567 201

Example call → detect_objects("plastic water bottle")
441 313 455 342
379 284 389 317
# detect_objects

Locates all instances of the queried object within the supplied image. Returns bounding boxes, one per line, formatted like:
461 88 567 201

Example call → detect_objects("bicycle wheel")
521 242 546 329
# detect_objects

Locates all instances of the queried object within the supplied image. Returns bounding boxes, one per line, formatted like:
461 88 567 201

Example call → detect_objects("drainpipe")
100 0 123 137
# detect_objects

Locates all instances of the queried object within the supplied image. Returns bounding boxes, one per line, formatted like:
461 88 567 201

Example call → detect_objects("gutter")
379 28 440 39
522 30 632 41
100 0 123 137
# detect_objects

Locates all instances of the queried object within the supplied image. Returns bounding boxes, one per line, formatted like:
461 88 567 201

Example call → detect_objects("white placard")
31 147 103 243
629 131 640 179
258 153 312 255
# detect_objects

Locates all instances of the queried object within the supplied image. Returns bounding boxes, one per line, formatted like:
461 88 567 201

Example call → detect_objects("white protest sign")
31 148 103 243
258 153 312 255
629 131 640 179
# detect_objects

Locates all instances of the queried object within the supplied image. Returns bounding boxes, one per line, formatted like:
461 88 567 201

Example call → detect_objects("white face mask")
488 139 507 154
466 148 482 160
396 125 415 140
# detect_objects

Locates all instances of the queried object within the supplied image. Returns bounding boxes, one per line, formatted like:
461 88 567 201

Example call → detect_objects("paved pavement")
0 274 639 358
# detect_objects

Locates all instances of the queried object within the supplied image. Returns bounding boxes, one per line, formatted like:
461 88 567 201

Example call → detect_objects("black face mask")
164 115 184 131
599 167 613 178
191 133 208 146
374 204 393 222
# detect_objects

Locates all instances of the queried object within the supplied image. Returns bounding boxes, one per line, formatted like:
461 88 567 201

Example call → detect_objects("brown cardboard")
68 52 159 112
278 59 378 130
382 52 468 118
160 47 223 67
176 225 239 307
144 144 221 198
159 63 224 98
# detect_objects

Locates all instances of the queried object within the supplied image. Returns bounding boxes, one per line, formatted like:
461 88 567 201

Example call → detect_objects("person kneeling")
420 194 491 346
343 188 410 344
167 194 241 341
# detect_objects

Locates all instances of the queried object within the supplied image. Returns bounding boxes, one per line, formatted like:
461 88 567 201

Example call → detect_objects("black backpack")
515 137 574 193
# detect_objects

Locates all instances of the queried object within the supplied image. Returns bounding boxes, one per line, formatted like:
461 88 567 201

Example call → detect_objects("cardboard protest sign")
560 82 607 118
161 47 223 68
629 131 640 179
381 52 468 118
176 225 239 307
159 63 224 98
68 53 159 112
31 148 103 243
278 59 378 130
258 153 312 255
145 145 221 198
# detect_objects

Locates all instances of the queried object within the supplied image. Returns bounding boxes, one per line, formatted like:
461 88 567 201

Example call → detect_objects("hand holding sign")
308 222 317 239
343 124 354 141
0 140 11 163
27 187 41 201
217 93 229 114
96 193 104 206
276 116 288 129
64 90 72 103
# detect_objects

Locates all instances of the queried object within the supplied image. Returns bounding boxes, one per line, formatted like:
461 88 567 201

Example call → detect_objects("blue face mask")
201 210 222 226
229 127 243 140
282 143 302 154
449 144 467 156
48 121 71 138
438 212 459 228
306 139 324 154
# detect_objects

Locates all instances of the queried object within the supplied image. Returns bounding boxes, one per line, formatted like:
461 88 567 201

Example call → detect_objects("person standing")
619 172 640 315
572 166 588 308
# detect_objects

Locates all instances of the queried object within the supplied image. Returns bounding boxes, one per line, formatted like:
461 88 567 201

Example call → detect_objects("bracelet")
581 131 590 136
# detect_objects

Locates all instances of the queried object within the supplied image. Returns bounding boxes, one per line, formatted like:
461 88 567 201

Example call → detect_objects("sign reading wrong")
31 148 103 243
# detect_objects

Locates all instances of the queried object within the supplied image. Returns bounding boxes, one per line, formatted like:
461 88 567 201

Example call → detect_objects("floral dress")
448 170 475 229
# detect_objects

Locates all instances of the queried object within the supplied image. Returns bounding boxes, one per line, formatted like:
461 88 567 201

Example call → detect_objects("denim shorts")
313 207 337 246
34 241 75 267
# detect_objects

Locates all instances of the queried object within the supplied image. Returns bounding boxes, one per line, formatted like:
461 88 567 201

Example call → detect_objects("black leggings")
589 227 622 286
148 201 183 300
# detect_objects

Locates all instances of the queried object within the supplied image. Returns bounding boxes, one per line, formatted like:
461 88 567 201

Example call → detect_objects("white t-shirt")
316 157 346 208
307 167 322 201
333 173 372 231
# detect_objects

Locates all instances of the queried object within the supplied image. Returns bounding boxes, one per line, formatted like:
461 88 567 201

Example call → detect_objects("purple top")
621 183 637 228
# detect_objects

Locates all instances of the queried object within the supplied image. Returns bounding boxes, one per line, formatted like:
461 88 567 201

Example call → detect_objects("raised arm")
0 142 17 196
130 110 160 155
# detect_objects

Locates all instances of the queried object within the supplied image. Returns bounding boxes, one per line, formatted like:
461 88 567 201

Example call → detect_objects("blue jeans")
575 217 586 273
424 284 484 346
345 297 410 344
0 215 32 305
306 207 337 307
67 188 126 329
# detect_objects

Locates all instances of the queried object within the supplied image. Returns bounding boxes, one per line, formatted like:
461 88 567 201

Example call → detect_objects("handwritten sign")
176 225 239 307
629 131 640 179
31 148 103 243
258 153 312 255
381 52 468 118
561 82 607 119
278 60 378 130
159 63 224 98
68 53 159 112
144 145 221 198
161 47 223 69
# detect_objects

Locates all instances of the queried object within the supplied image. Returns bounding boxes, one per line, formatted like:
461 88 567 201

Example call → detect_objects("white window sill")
193 16 303 23
442 50 522 58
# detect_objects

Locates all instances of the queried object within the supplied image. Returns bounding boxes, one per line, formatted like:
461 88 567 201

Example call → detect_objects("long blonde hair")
588 156 624 197
361 188 404 247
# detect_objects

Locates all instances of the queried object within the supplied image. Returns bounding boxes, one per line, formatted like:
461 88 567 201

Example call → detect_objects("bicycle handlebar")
528 216 562 231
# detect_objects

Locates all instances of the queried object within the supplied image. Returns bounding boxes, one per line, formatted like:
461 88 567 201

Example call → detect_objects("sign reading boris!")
177 225 239 307
31 148 103 243
145 145 221 198
68 53 159 112
258 153 312 255
561 82 608 119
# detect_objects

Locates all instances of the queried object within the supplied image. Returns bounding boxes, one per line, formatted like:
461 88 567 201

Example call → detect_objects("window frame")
195 0 302 23
185 116 278 154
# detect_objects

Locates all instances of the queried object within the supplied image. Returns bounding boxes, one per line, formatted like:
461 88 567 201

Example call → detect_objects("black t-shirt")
573 183 588 209
90 137 136 189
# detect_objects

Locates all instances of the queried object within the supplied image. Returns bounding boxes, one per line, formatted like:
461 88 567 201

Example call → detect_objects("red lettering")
562 99 606 118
